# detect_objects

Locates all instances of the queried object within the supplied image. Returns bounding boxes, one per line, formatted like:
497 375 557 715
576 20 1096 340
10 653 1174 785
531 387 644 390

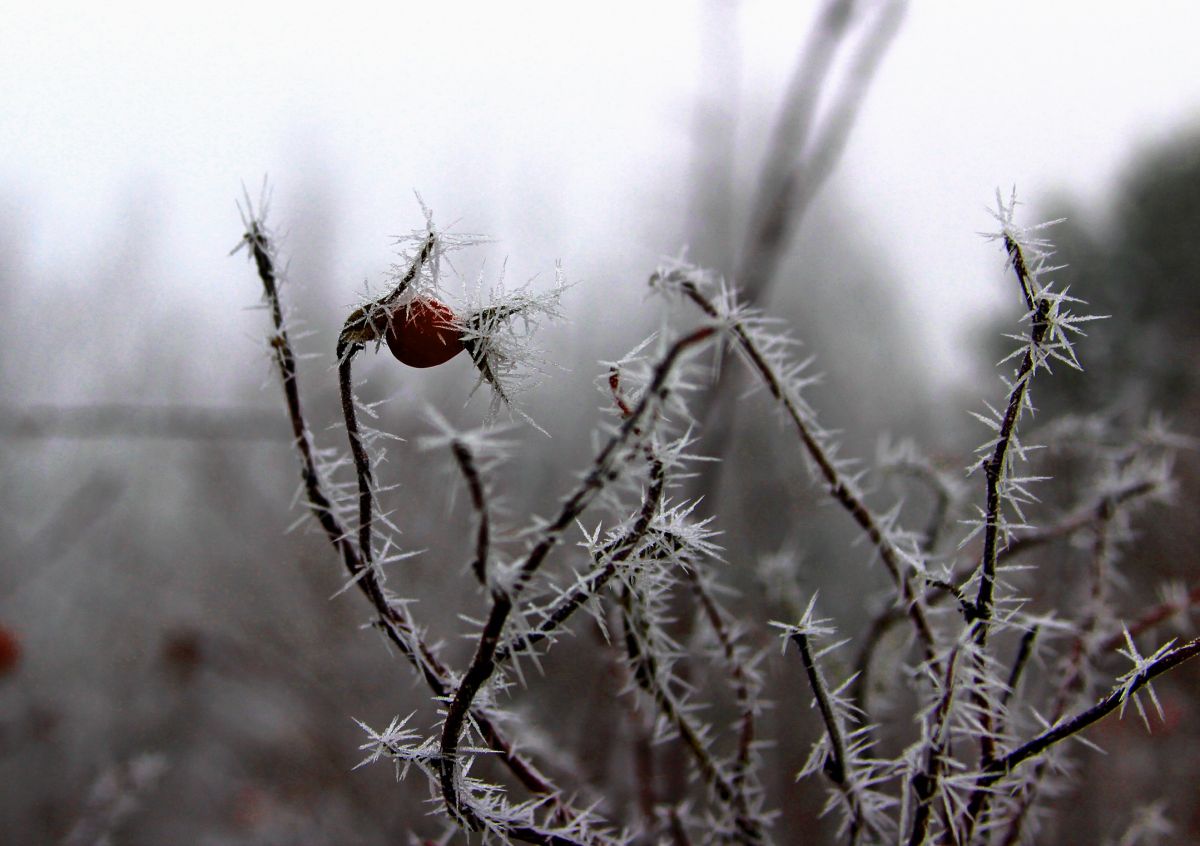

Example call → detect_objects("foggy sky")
4 2 1200 393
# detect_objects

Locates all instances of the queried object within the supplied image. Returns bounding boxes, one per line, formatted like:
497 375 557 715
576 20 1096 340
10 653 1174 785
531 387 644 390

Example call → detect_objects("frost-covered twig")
958 195 1104 792
970 191 1104 633
660 267 937 665
238 188 1199 845
437 327 716 831
336 232 437 572
972 258 1048 633
619 582 767 844
239 206 440 687
779 601 889 846
903 640 964 846
1001 625 1039 714
450 437 492 587
236 209 359 588
686 565 761 807
977 635 1200 786
492 367 672 665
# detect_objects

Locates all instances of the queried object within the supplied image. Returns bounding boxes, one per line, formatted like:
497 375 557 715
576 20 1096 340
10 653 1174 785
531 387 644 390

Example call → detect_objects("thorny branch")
687 567 759 805
905 642 963 846
788 629 876 844
450 438 492 587
336 233 438 571
240 212 609 846
619 585 766 844
437 327 716 832
674 275 938 667
980 636 1200 786
239 192 1197 845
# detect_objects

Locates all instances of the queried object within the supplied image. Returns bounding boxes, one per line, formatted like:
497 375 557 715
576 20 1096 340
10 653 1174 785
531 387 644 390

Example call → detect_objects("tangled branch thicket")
237 190 1197 845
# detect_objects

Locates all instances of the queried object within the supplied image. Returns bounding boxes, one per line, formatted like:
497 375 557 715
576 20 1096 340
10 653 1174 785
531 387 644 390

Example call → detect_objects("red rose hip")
384 297 464 368
0 624 20 677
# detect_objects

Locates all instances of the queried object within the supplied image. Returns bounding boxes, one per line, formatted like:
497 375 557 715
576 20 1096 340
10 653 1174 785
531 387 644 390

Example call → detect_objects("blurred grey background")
2 2 1199 843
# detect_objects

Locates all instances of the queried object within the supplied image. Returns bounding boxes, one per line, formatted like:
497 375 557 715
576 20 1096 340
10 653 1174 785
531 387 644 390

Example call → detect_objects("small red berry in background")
384 297 464 368
0 624 21 677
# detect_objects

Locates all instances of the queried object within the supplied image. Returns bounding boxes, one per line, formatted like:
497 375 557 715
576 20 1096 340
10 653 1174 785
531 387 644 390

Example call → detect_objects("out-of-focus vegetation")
2 5 1199 843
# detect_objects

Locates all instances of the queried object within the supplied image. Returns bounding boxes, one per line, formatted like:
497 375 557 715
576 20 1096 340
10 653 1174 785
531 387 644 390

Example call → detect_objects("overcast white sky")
4 2 1200 394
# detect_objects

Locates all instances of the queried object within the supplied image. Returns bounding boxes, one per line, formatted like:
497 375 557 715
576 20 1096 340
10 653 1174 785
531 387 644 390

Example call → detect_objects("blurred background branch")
0 404 291 441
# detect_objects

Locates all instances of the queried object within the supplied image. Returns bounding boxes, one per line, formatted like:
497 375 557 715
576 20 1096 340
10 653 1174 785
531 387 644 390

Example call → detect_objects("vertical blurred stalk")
687 0 741 280
687 0 908 513
661 0 747 813
676 4 906 815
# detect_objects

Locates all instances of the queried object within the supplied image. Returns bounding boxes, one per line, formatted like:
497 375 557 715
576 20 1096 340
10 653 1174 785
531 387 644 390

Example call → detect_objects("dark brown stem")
968 235 1052 779
335 233 439 570
450 439 491 587
792 632 847 784
978 636 1200 787
973 298 1051 633
337 353 374 568
1002 626 1039 713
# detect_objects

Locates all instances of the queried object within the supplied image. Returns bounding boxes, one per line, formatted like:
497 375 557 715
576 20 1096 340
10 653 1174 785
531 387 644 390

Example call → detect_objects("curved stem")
338 351 374 568
450 439 491 587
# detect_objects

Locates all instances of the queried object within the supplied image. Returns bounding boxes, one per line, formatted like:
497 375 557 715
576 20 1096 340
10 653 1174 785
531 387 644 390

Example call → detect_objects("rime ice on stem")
239 189 1198 845
241 197 619 845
